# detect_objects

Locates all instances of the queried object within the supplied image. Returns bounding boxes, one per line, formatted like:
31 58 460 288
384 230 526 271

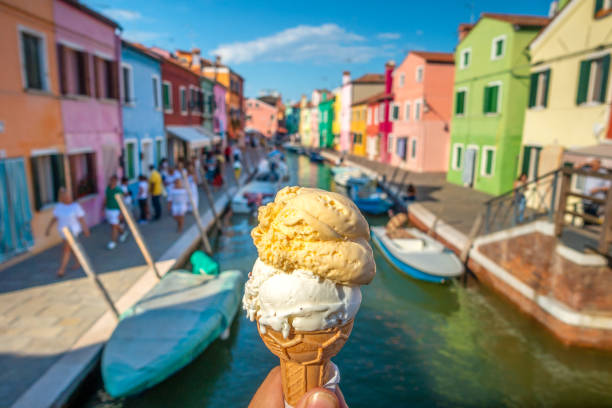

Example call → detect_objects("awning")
166 126 213 149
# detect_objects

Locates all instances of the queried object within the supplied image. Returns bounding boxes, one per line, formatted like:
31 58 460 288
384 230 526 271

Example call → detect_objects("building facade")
319 94 335 148
350 101 368 156
203 61 244 145
0 0 65 262
364 63 394 162
389 51 454 173
299 96 311 146
213 82 227 143
339 71 353 152
446 14 549 195
332 88 342 150
521 0 612 179
54 0 122 225
245 97 277 137
120 41 165 189
285 103 300 137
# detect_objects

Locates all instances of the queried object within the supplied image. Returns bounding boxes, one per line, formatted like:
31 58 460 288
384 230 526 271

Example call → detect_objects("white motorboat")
231 173 286 214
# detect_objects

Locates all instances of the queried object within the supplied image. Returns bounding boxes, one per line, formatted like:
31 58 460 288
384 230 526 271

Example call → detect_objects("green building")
447 13 549 195
285 103 300 136
319 94 334 148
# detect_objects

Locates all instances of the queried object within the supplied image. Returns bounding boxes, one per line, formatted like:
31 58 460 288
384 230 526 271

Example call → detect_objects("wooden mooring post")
115 193 161 280
62 227 119 320
182 173 213 255
201 176 224 232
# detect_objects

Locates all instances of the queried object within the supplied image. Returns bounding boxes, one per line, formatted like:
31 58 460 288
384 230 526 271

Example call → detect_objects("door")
462 147 478 187
0 158 34 262
141 140 153 176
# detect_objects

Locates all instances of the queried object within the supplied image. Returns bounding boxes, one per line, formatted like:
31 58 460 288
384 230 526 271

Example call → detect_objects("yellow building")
521 0 612 179
351 101 367 156
332 88 342 150
299 95 311 146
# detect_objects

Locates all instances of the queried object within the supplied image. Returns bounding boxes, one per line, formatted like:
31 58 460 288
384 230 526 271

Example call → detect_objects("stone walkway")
0 148 261 408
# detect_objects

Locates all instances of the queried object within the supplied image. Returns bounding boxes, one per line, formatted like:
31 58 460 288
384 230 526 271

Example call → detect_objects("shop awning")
166 126 213 149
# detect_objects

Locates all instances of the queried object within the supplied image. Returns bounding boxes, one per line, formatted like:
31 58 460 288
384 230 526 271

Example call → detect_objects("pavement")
0 147 263 408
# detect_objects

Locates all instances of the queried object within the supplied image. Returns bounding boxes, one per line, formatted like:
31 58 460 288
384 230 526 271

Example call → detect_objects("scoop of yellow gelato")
251 186 376 285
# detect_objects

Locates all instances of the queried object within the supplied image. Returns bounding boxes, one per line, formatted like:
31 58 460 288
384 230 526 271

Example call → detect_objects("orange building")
0 0 66 263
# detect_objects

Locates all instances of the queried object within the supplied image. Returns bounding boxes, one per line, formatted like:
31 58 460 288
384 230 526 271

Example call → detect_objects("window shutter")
93 56 100 98
598 54 610 103
83 53 91 96
57 44 67 95
111 61 119 100
490 86 499 112
528 73 538 108
542 70 551 107
483 86 490 113
521 146 532 177
50 154 65 202
595 0 604 15
576 60 591 105
30 158 42 211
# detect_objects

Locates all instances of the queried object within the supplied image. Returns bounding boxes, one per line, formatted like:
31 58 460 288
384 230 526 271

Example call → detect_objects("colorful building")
285 102 300 137
120 41 165 189
364 62 394 162
339 71 353 152
332 88 342 150
245 97 278 137
319 93 335 148
0 0 66 262
299 95 312 146
446 13 549 195
200 76 215 133
309 89 327 148
521 0 612 179
350 100 368 156
213 82 227 142
54 0 122 226
389 51 454 173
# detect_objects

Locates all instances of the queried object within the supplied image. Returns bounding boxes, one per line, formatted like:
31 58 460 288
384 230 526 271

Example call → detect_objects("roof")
411 51 454 63
481 13 550 28
60 0 122 30
148 48 201 78
122 41 161 62
352 73 385 84
363 91 393 105
258 95 280 106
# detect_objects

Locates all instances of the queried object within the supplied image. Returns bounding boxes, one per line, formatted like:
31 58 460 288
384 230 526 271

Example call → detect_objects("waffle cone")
257 319 354 406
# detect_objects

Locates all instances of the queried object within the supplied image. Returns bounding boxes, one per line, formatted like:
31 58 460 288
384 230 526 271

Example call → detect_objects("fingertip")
296 387 339 408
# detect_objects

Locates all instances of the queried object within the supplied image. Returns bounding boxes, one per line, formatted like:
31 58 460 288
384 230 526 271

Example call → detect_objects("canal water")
86 153 612 408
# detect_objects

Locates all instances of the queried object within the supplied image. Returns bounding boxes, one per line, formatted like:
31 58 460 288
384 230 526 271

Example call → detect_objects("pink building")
339 71 352 152
366 62 394 163
214 82 228 147
389 51 454 173
54 0 122 225
245 97 277 138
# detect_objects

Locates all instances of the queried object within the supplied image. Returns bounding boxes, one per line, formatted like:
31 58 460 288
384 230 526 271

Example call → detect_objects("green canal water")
87 154 612 407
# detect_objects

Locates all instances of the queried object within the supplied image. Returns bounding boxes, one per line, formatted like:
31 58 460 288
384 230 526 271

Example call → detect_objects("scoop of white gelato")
243 258 361 338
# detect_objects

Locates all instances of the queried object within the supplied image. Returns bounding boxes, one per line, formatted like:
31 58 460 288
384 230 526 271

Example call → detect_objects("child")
45 187 90 277
104 175 128 250
168 178 188 232
137 174 149 223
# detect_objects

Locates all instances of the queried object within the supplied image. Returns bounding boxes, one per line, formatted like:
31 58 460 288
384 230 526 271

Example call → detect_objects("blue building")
120 41 165 187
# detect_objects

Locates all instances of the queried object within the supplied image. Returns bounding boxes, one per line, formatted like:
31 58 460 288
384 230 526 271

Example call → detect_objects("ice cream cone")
257 319 354 406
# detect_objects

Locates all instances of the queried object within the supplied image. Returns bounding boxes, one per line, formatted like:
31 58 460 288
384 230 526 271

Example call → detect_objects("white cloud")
212 24 382 64
123 30 165 43
103 8 142 21
377 32 401 40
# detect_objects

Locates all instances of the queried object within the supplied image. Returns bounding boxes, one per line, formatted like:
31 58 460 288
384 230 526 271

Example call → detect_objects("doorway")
141 139 154 176
462 146 479 187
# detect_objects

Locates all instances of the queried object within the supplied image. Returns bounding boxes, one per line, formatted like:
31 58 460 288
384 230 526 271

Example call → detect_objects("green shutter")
598 54 610 103
528 73 538 108
490 85 499 113
126 144 134 179
486 150 494 175
456 146 463 168
483 86 490 113
577 60 591 105
595 0 604 15
521 146 532 177
542 70 551 107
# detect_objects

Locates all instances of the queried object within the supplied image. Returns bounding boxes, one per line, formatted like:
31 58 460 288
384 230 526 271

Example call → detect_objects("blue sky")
85 0 551 103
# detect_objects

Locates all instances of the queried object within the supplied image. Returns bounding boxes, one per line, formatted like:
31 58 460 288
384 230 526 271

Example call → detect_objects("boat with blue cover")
348 181 393 215
371 226 464 284
101 269 245 397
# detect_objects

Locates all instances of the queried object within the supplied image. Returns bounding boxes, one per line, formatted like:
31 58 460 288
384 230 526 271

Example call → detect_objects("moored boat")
348 181 393 215
308 151 325 162
371 226 464 284
101 269 245 397
231 172 287 214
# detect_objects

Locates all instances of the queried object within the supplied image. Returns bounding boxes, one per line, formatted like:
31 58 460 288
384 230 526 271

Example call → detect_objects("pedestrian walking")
186 162 199 213
148 164 163 220
212 158 224 191
137 174 149 223
168 178 188 232
104 175 129 250
45 187 90 277
513 173 528 224
233 158 242 181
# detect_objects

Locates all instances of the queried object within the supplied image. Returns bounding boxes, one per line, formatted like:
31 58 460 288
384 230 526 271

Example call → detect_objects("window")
594 0 612 17
68 152 97 199
388 136 394 154
455 89 467 115
30 153 65 210
577 54 610 105
491 36 506 60
415 100 422 120
152 75 160 110
416 66 424 82
121 64 134 104
19 28 48 91
57 46 90 96
392 104 399 121
481 146 495 177
155 138 164 165
521 145 542 180
404 102 411 121
367 108 372 124
483 83 501 114
162 81 172 112
179 86 187 114
399 73 405 87
452 144 464 170
373 107 378 125
411 139 417 159
379 103 385 122
460 48 471 69
528 69 551 109
124 140 137 180
396 137 407 159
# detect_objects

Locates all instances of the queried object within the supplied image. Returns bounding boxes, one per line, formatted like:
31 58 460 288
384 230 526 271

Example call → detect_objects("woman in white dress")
45 187 90 277
168 178 188 232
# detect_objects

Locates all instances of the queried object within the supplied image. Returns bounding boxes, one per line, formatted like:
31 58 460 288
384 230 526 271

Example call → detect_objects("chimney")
215 55 222 67
458 24 473 41
191 48 201 69
384 61 395 94
548 1 558 17
342 71 351 86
